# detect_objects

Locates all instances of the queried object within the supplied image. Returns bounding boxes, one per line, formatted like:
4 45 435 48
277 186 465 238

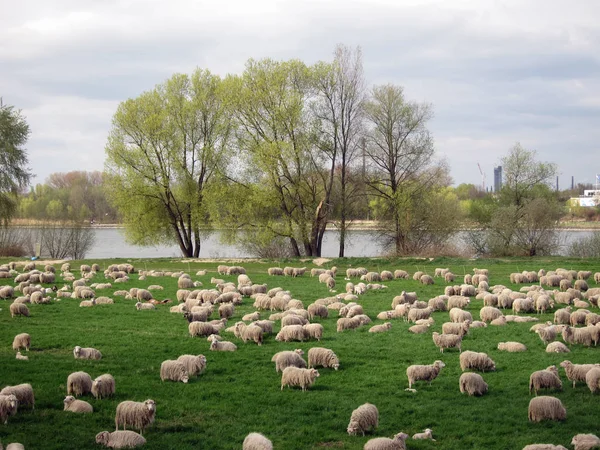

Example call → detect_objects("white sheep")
234 322 264 345
63 395 93 413
347 403 378 436
0 394 18 424
15 352 28 361
96 430 147 448
449 308 472 323
135 302 155 310
497 342 527 352
459 351 496 372
188 321 221 337
432 332 462 353
336 317 362 332
67 371 93 397
459 372 488 396
562 326 593 346
73 345 102 360
303 323 324 341
406 360 445 389
272 350 306 372
115 399 156 435
160 360 189 383
0 383 34 410
529 366 562 395
242 432 273 450
369 323 392 333
442 321 470 337
92 374 116 399
528 396 566 422
12 333 30 352
276 325 307 342
546 342 570 353
280 367 319 391
560 360 600 388
9 302 29 317
571 434 600 450
210 339 238 351
412 428 435 440
364 432 409 450
585 367 600 394
177 354 207 377
307 347 340 370
522 445 567 450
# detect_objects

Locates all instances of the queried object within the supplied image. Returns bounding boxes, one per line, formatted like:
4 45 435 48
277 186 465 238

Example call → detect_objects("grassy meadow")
1 256 600 450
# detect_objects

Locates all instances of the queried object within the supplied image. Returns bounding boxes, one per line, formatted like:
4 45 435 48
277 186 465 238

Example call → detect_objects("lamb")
408 324 431 334
459 351 496 372
67 371 93 396
412 428 435 440
189 321 221 337
63 395 93 413
0 383 34 410
96 430 147 448
307 347 340 370
234 322 264 345
432 332 462 353
281 367 319 391
364 432 409 450
135 302 155 310
529 366 562 395
80 298 96 307
560 360 600 388
12 333 30 352
9 302 29 318
73 345 102 360
585 367 600 393
528 396 566 422
406 360 445 389
497 342 527 352
15 352 28 361
347 403 378 436
272 350 306 372
459 372 488 396
0 394 18 424
369 322 392 333
115 399 156 435
92 374 116 399
177 355 206 377
562 326 593 346
210 339 238 351
571 434 600 450
303 323 324 341
546 342 570 353
243 432 273 450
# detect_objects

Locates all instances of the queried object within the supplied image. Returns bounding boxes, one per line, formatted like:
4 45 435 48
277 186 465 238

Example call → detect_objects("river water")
80 228 593 259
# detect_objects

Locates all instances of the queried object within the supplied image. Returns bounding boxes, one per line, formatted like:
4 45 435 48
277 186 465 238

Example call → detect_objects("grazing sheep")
115 399 156 435
480 306 503 323
394 269 409 279
176 355 206 377
420 274 434 285
273 350 306 372
497 342 527 352
369 322 392 333
528 396 566 422
281 367 319 391
63 395 93 413
460 351 496 372
243 432 273 450
536 326 558 345
0 394 18 424
459 372 488 396
554 307 571 325
189 322 220 337
73 345 102 360
210 339 238 351
562 326 593 347
449 307 472 324
347 403 378 436
448 295 470 309
432 332 462 353
560 360 600 388
9 302 29 318
364 432 409 450
585 367 600 394
67 371 93 397
96 430 147 449
407 307 433 323
513 298 535 314
406 360 445 389
571 434 600 450
281 315 308 327
307 303 328 320
307 347 340 370
251 320 275 334
336 317 362 332
92 374 116 399
234 322 264 345
529 366 562 395
0 383 34 410
12 333 30 352
442 321 470 337
546 342 570 353
303 323 324 341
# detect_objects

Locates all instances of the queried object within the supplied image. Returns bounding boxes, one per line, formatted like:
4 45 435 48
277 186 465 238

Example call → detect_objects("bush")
0 226 32 256
568 231 600 258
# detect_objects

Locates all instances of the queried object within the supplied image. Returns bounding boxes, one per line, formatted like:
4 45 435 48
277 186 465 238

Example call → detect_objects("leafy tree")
0 99 31 222
105 69 232 257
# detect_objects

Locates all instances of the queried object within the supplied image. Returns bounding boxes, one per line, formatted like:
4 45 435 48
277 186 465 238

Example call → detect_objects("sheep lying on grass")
571 434 600 450
560 360 600 388
210 339 237 352
406 361 445 389
497 342 527 352
272 350 306 372
96 430 146 448
546 342 570 353
0 383 34 409
67 371 92 397
528 396 566 422
0 394 18 424
364 432 408 450
12 333 30 352
15 352 28 361
529 366 562 395
115 399 156 435
308 347 340 370
522 444 567 450
347 403 378 436
243 432 273 450
459 372 488 396
280 367 319 391
412 428 435 440
73 346 102 360
63 395 93 413
369 322 392 333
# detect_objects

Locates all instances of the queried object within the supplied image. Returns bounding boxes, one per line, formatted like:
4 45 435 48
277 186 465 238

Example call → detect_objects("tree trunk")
289 237 301 257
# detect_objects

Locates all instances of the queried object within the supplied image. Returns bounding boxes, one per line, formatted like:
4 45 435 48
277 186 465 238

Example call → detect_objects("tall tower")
493 166 503 192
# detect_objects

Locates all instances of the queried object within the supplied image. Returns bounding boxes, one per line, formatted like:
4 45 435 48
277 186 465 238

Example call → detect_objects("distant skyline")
2 0 599 189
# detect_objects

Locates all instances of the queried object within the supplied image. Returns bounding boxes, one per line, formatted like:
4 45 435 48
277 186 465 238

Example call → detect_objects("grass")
1 256 600 449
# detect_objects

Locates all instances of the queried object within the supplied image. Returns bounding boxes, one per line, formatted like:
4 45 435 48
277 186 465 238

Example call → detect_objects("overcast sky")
2 0 599 189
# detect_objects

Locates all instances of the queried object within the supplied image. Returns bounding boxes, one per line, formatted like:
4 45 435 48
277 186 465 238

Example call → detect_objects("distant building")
493 166 502 192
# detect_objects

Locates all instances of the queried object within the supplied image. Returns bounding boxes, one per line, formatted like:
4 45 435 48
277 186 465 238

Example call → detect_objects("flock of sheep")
2 260 600 449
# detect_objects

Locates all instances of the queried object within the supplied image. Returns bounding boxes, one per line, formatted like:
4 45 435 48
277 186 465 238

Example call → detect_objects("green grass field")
1 256 599 450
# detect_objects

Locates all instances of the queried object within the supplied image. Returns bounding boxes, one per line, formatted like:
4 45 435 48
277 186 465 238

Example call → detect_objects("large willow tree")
105 70 232 257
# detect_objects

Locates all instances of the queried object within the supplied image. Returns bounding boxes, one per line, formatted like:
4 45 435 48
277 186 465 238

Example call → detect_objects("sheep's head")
311 369 320 378
294 349 304 355
559 360 571 369
332 363 340 371
63 396 75 409
73 346 81 357
347 424 359 435
434 360 446 369
145 399 156 412
135 302 142 310
394 432 409 442
95 431 111 445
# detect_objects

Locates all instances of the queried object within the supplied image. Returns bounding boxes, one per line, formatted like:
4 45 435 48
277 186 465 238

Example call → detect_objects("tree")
105 69 232 257
0 99 31 222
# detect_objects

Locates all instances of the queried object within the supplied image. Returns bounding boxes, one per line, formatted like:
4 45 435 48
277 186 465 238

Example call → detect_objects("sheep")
9 302 29 318
189 321 221 337
513 298 535 314
407 307 433 323
242 311 261 322
535 326 558 345
408 324 430 334
479 306 503 323
585 367 600 394
449 308 473 324
67 371 93 397
336 317 362 332
529 365 562 395
281 367 319 391
307 303 329 320
282 315 308 327
251 320 275 334
274 325 305 342
87 374 115 401
369 322 392 333
303 323 324 341
459 350 496 372
420 274 434 285
177 355 207 377
347 403 378 436
470 321 488 328
392 291 418 308
546 342 570 353
554 307 571 325
460 284 476 297
570 309 590 326
393 269 409 279
308 347 340 370
412 428 435 441
72 345 102 360
497 342 527 352
560 360 600 388
459 372 488 396
63 395 93 413
562 326 593 346
243 432 273 450
12 333 30 352
528 396 566 422
115 399 156 435
218 303 234 320
135 302 155 311
96 430 147 449
442 321 470 337
210 339 238 351
273 350 306 372
432 332 462 353
406 360 445 389
522 445 567 450
234 322 264 345
571 434 600 450
15 352 28 361
268 267 284 276
364 432 409 450
0 394 18 424
448 295 470 309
